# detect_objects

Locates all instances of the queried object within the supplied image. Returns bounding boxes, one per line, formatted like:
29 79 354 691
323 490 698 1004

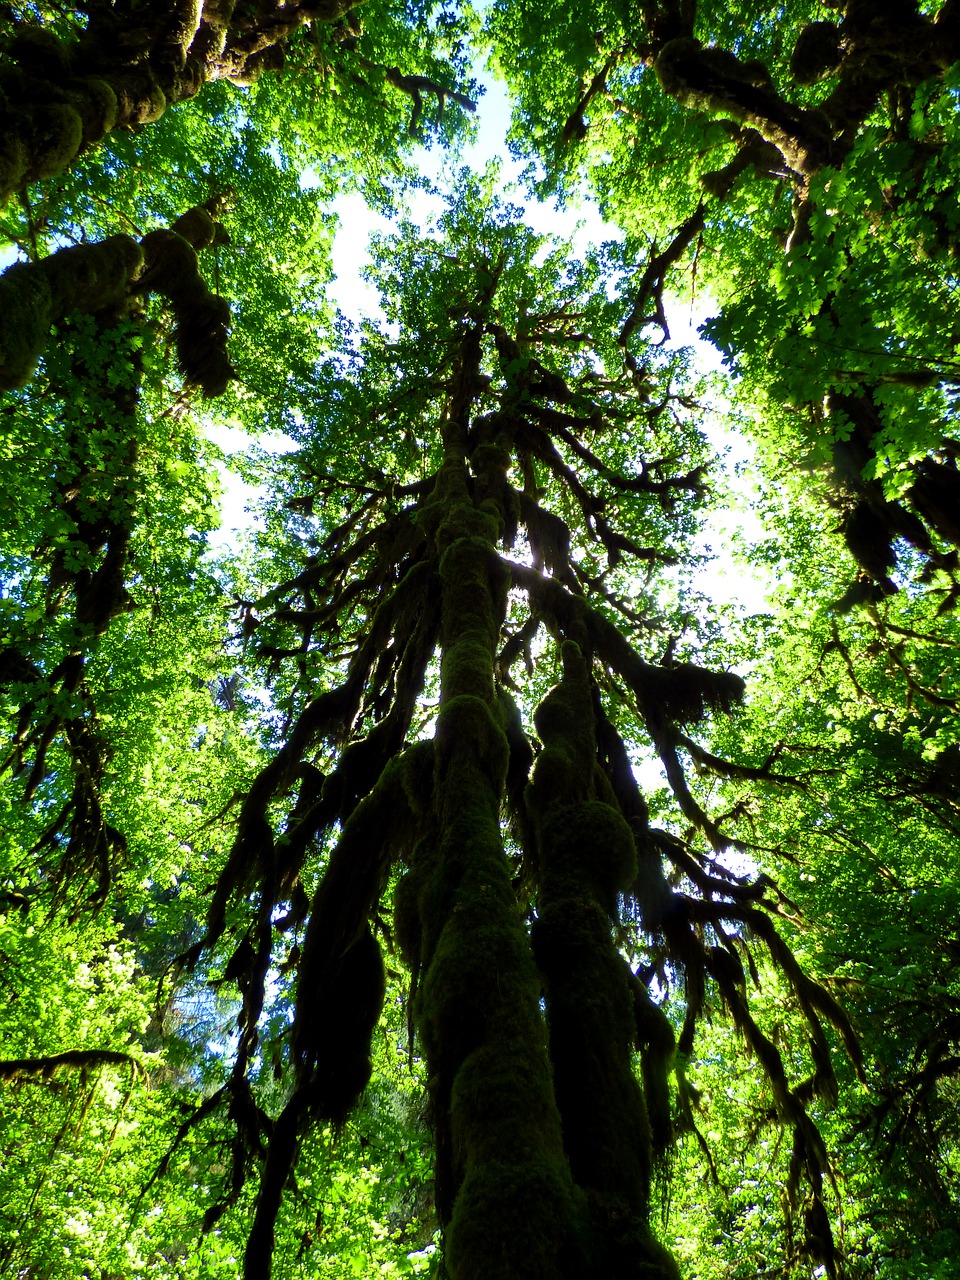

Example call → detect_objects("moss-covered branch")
0 2 353 206
0 1048 143 1081
0 203 233 393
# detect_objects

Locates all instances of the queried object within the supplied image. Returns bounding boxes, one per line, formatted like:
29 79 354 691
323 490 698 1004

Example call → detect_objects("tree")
1 2 959 1278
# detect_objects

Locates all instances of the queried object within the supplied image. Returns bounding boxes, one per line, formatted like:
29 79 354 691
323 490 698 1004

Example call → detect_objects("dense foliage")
1 2 958 1277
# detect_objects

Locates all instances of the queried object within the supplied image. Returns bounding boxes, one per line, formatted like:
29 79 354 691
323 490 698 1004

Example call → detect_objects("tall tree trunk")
406 324 585 1279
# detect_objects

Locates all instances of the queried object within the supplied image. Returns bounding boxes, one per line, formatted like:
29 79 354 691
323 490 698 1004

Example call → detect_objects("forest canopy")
0 1 959 1277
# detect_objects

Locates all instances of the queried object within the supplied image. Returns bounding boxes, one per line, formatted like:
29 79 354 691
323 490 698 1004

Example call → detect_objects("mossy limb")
539 799 638 913
136 227 234 395
6 27 71 78
43 235 144 315
583 1192 682 1280
440 635 501 703
0 235 142 388
435 695 509 789
422 856 530 1010
67 79 120 143
0 263 54 388
436 503 501 551
171 204 218 248
532 899 653 1213
450 1041 567 1168
416 483 582 1267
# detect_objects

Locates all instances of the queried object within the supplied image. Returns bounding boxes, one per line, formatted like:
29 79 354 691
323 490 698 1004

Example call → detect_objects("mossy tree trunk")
529 637 679 1279
407 323 585 1279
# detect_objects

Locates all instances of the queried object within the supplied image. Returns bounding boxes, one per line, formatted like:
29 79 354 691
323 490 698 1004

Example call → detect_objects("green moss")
26 103 83 181
539 800 638 911
295 926 385 1125
131 79 167 125
440 635 499 702
436 695 509 786
420 862 526 1060
436 504 501 551
450 1041 566 1167
583 1193 682 1280
399 738 434 816
108 74 167 127
44 235 143 317
534 903 653 1212
170 204 217 249
525 636 679 1270
393 866 424 966
533 900 640 1043
0 134 28 207
531 645 594 775
69 78 120 143
139 228 203 294
631 840 674 928
446 1161 587 1280
0 263 53 388
632 979 675 1159
7 27 71 75
440 535 509 610
527 744 578 822
415 480 589 1268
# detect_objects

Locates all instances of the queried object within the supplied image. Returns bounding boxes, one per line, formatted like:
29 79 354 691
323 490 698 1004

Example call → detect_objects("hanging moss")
498 686 536 851
631 976 676 1161
393 857 428 967
0 263 53 388
0 1048 143 1083
399 737 435 817
290 756 408 1117
299 924 386 1125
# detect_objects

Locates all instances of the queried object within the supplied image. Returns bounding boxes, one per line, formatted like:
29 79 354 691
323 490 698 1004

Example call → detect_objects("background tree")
488 0 960 604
